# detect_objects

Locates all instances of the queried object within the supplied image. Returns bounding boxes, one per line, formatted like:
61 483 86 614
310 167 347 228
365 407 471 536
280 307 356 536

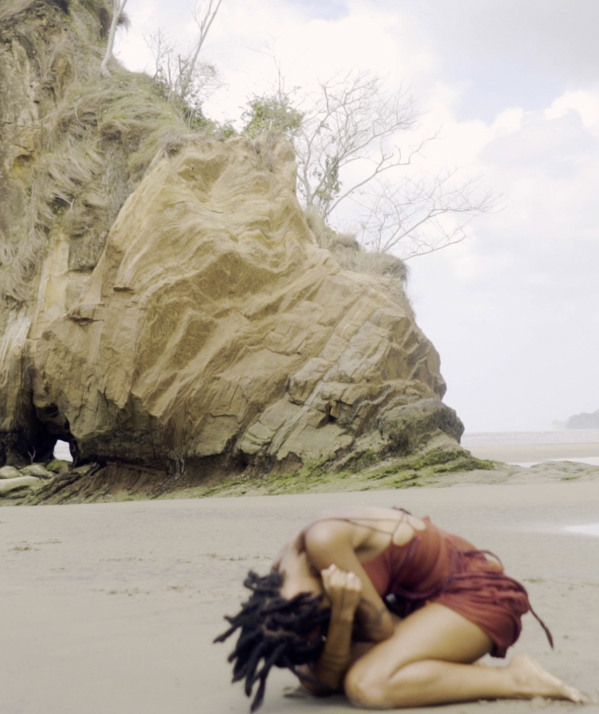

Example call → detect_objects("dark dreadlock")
214 569 331 712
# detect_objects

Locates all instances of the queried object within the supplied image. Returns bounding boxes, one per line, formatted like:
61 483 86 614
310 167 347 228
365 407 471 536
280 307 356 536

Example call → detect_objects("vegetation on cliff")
0 0 495 500
0 0 197 304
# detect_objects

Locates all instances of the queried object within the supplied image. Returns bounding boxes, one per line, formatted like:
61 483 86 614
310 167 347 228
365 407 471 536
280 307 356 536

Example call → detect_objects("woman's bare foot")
508 654 590 703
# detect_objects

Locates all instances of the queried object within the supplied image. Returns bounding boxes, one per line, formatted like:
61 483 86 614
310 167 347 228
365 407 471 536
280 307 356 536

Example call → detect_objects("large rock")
32 133 460 477
0 1 464 484
0 465 21 479
19 463 53 478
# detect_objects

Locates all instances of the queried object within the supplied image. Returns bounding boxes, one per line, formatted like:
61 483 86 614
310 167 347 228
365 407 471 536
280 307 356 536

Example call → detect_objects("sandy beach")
2 481 599 714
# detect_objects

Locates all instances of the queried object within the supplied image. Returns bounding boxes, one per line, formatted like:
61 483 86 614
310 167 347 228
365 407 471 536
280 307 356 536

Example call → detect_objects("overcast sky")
116 0 599 432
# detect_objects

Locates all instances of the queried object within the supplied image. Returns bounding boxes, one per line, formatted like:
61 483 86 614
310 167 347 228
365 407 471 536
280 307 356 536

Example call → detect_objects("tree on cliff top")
102 0 224 127
242 71 494 259
146 0 224 127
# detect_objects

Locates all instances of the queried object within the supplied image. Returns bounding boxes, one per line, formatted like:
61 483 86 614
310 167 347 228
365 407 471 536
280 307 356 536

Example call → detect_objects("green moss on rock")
45 459 70 473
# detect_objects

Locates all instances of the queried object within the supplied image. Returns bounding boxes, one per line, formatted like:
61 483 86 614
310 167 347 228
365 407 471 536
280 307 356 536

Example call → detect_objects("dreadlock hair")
214 569 332 712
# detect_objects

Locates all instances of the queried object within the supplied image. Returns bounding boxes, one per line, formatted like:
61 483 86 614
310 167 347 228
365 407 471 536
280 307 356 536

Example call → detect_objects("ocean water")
462 430 599 446
462 429 599 467
565 523 599 537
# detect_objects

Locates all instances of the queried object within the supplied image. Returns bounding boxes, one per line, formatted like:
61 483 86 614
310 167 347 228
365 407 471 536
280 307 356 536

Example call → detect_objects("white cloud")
491 107 525 135
545 89 599 129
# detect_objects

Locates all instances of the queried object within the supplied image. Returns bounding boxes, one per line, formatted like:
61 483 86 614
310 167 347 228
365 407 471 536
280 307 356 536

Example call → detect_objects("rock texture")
31 133 460 477
0 475 41 495
0 0 464 485
0 0 192 465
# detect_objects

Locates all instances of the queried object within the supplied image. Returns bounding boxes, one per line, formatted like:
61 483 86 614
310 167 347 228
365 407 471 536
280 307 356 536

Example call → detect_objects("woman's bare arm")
304 520 395 642
298 565 362 694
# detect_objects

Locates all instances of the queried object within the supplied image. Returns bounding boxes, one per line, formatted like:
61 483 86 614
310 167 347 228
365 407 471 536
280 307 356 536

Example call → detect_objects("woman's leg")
344 603 586 708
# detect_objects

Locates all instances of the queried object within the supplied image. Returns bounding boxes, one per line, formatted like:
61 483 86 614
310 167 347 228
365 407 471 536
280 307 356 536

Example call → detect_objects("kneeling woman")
215 506 586 711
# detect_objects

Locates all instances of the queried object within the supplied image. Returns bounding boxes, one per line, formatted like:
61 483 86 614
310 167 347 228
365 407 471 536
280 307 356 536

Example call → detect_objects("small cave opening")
34 404 78 464
53 439 74 462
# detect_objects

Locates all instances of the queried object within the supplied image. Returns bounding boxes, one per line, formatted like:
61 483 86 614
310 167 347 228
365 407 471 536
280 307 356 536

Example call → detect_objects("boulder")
44 459 71 474
19 463 54 479
0 1 465 485
0 465 21 479
0 475 40 496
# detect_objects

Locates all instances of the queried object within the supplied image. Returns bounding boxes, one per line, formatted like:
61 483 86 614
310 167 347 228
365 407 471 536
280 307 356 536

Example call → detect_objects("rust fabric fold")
362 517 551 657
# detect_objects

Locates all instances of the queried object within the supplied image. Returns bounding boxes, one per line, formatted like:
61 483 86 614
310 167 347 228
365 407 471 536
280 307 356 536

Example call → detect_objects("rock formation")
0 0 190 466
0 0 465 490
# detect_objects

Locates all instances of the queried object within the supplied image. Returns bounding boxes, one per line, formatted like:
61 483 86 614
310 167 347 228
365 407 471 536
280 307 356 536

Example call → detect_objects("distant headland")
560 410 599 430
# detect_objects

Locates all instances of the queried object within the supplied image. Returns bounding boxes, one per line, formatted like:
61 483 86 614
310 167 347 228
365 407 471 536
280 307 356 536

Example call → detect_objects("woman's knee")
344 663 390 709
345 659 433 709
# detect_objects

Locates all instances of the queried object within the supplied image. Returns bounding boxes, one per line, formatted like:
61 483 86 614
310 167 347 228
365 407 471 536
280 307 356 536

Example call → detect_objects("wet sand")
2 482 599 714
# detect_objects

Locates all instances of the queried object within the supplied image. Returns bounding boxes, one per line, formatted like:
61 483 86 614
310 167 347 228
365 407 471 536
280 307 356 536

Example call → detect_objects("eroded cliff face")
1 1 463 485
33 133 459 477
0 0 190 464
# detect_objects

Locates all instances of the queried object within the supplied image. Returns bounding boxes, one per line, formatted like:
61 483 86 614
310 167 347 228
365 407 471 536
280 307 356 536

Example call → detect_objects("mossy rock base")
14 445 497 504
187 447 498 499
45 460 71 474
10 450 599 505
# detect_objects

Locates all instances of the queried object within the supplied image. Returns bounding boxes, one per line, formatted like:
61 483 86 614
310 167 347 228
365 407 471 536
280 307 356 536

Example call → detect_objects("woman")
215 506 587 711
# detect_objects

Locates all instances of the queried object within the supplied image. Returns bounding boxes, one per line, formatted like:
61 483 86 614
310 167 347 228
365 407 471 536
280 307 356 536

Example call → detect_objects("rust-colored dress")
362 517 550 657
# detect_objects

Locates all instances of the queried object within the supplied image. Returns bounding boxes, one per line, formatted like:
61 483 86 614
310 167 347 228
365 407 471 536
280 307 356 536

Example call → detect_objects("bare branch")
294 71 419 219
243 67 496 259
100 0 129 78
144 1 223 126
178 0 223 99
347 171 497 258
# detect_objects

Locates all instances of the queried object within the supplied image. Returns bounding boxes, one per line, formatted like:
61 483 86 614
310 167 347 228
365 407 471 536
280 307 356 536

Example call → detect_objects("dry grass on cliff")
2 74 187 301
0 0 37 23
305 207 411 308
37 68 187 212
0 0 197 302
2 47 190 301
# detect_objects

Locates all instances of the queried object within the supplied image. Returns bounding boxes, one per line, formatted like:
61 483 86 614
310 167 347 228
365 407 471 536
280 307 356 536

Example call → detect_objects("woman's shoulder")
305 506 428 557
310 506 426 533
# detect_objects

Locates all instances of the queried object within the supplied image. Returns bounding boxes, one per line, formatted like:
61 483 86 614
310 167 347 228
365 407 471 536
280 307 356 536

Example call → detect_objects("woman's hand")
304 519 394 641
321 564 362 619
298 565 362 695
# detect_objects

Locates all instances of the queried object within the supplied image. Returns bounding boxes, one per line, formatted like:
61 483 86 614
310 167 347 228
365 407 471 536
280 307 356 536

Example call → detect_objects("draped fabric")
362 517 551 657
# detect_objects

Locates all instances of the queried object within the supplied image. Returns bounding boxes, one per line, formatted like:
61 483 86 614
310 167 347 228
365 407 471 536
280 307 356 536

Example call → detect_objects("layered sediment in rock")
0 1 464 487
32 134 460 477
